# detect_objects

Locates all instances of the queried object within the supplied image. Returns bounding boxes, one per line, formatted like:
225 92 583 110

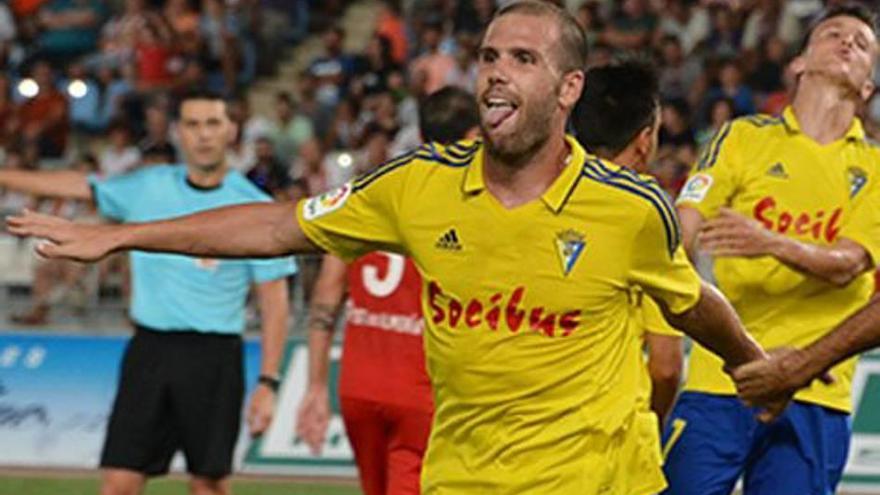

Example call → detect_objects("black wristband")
257 374 280 392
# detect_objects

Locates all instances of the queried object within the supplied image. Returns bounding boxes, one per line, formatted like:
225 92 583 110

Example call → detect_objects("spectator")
292 137 329 196
35 0 107 64
574 1 604 48
697 96 735 149
199 0 241 95
139 102 176 164
702 59 756 119
659 98 696 154
0 1 18 64
375 1 408 64
410 17 456 96
760 62 796 116
99 120 141 176
654 0 710 55
0 74 18 149
353 34 402 100
271 91 314 164
308 25 357 108
741 0 782 51
452 0 494 36
134 15 175 90
657 34 702 101
323 96 360 151
163 0 199 38
17 61 69 158
586 40 613 68
85 0 152 71
245 136 290 199
748 36 787 95
64 62 105 134
443 32 478 92
602 0 657 50
704 5 742 58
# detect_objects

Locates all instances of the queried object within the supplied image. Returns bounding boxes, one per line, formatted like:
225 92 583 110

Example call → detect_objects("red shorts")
340 396 432 495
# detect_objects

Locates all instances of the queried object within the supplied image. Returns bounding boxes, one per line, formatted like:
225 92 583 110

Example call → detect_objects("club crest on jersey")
555 229 585 277
847 167 867 198
303 182 352 220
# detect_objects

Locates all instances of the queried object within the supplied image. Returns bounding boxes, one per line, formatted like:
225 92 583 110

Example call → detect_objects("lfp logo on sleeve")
303 183 352 220
677 173 713 204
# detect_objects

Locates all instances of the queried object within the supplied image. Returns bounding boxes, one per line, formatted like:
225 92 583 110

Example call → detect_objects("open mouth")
484 98 519 130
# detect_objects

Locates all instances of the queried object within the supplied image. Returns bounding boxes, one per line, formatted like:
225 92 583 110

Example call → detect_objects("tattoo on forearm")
308 303 338 331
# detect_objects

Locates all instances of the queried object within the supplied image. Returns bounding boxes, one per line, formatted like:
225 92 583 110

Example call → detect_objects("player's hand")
6 209 118 262
247 384 276 437
296 386 330 455
699 208 778 258
731 347 832 422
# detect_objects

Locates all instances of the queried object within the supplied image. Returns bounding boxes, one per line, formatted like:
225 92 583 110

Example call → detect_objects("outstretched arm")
0 170 92 200
6 202 321 261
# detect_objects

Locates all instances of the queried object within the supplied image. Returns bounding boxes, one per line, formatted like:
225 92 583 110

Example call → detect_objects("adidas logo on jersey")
767 162 789 179
436 229 463 251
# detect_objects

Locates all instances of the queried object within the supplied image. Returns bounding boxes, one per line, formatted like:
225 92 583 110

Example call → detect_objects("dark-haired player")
572 60 683 431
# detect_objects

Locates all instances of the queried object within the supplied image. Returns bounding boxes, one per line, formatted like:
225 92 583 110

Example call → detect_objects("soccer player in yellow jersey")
665 5 880 495
572 60 685 429
6 2 769 494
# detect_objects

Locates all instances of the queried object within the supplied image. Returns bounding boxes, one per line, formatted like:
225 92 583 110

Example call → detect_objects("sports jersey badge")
677 173 713 204
303 182 352 220
555 229 585 277
847 167 867 198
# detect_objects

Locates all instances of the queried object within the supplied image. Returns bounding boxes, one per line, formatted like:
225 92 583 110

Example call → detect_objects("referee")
0 89 296 495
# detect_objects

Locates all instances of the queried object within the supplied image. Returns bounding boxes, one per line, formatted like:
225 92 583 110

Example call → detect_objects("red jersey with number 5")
339 252 433 412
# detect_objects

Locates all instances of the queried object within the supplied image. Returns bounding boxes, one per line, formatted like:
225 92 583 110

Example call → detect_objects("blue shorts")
661 391 851 495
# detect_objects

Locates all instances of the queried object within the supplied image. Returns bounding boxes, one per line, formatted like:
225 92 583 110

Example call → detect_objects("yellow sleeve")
629 200 702 315
641 296 683 337
296 156 413 262
839 162 880 266
675 121 741 219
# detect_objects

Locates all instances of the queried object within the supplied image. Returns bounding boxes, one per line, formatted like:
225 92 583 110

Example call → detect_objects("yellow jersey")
297 137 701 494
677 107 880 412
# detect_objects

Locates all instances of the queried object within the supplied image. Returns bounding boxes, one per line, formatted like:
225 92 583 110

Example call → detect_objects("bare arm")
6 202 321 262
305 255 348 389
296 254 348 454
0 170 92 200
247 278 290 436
644 332 683 427
677 206 704 262
700 208 871 287
660 282 765 369
733 295 880 408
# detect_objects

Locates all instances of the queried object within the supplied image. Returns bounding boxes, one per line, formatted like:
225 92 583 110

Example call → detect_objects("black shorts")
100 325 244 479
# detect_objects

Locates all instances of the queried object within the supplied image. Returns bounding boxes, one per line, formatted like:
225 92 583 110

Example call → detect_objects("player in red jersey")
295 86 480 495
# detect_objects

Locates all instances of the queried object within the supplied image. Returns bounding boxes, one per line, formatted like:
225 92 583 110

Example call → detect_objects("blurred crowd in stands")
1 0 879 324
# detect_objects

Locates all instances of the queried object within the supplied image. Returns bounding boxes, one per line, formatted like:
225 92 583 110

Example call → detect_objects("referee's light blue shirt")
89 165 297 334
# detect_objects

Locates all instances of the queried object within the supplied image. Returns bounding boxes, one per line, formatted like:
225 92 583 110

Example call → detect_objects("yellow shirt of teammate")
677 107 880 412
297 137 701 494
